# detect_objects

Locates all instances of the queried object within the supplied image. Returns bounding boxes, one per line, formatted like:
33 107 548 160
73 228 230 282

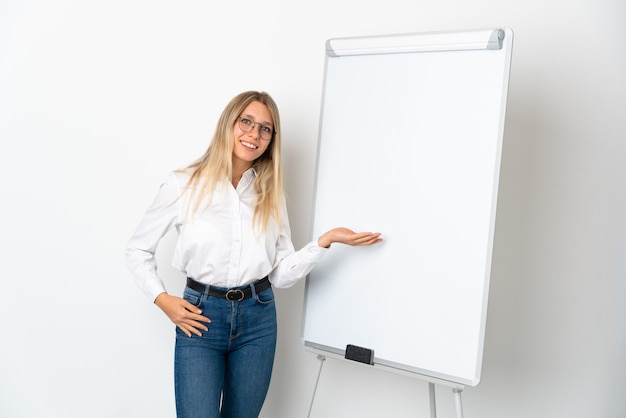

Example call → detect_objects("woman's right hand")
154 292 211 337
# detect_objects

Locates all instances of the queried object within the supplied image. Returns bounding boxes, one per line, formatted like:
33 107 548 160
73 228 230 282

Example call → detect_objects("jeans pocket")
182 288 202 307
255 287 275 305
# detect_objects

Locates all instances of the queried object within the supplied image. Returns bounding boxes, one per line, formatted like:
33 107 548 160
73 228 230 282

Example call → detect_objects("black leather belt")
186 276 271 302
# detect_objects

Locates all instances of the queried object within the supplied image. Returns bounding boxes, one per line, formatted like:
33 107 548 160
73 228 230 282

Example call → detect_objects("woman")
125 91 382 418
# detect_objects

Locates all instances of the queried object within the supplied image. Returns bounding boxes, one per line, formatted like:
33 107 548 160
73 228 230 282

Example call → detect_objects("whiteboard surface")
302 28 513 386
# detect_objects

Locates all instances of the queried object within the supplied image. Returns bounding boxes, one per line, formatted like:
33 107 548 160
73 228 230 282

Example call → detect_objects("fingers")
156 294 213 337
349 232 382 246
176 299 211 323
178 320 208 337
177 315 210 337
171 300 211 337
177 307 211 336
179 324 201 338
181 299 203 314
319 227 383 247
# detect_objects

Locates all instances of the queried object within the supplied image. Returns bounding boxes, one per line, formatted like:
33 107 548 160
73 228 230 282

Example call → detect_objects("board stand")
305 354 326 417
305 353 465 418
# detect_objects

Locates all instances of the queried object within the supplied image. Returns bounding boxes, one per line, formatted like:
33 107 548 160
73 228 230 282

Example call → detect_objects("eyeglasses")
237 116 274 141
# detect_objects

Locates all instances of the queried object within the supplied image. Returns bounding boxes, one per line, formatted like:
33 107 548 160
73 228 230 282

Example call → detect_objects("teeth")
241 140 258 149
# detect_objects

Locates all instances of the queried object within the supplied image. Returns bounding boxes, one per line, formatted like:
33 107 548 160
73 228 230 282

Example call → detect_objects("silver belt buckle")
225 289 245 302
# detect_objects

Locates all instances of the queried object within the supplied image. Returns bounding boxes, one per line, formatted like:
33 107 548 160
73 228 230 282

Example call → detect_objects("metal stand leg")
428 383 437 418
305 355 326 418
453 388 464 418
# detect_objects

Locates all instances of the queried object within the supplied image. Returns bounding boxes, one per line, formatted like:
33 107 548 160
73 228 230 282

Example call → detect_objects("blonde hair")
180 91 284 232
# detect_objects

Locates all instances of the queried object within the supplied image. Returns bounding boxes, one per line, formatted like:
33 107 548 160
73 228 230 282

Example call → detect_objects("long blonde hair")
180 91 284 232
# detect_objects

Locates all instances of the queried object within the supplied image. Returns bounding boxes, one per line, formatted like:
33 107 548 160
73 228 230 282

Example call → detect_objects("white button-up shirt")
125 169 327 301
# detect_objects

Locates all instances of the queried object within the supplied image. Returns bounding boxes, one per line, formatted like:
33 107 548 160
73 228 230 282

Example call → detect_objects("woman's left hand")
318 227 382 248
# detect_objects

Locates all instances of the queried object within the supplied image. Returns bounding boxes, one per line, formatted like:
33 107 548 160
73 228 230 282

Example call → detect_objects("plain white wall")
0 1 624 418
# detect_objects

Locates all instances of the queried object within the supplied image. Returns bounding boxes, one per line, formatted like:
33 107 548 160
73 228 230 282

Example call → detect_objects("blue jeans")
174 282 277 418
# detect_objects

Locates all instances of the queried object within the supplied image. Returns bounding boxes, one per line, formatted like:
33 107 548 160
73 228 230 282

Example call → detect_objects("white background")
0 1 624 417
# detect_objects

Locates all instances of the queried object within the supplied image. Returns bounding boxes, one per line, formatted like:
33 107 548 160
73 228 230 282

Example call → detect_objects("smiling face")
232 100 273 171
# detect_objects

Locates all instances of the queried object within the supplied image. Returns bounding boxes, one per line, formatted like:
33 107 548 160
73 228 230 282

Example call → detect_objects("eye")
240 117 253 126
261 125 273 135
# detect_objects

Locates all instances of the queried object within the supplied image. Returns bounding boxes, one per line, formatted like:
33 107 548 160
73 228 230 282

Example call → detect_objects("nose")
247 124 262 138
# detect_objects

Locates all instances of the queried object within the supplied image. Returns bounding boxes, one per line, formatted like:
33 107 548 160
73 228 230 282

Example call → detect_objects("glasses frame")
237 115 275 141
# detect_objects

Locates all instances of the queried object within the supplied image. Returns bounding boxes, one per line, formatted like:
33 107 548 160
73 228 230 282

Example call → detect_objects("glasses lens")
238 117 253 132
259 125 273 140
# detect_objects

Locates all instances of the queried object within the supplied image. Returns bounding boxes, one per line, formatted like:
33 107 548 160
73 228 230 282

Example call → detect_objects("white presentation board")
302 28 513 386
